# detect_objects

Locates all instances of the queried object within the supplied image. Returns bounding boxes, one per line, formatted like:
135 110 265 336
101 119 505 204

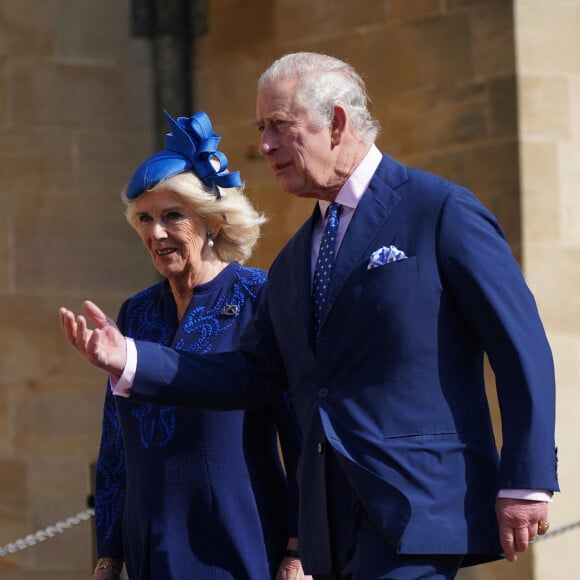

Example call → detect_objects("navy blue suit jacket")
132 154 559 573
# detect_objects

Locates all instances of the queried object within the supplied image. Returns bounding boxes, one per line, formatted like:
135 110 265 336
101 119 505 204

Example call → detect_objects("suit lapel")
320 155 408 328
284 203 320 341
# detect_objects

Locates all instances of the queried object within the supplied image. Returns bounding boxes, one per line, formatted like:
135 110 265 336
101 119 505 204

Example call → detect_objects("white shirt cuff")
497 489 553 502
109 337 136 397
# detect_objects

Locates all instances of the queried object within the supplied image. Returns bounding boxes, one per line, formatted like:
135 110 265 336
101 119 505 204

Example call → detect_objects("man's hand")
275 539 312 580
495 498 549 562
59 300 127 375
275 556 311 580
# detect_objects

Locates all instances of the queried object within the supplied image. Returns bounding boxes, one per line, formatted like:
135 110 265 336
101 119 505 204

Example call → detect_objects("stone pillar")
516 0 580 578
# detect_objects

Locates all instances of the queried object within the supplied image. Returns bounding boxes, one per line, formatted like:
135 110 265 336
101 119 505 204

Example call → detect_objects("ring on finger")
538 521 550 534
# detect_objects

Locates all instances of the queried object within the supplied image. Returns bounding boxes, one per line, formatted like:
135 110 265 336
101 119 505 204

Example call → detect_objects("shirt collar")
318 144 382 216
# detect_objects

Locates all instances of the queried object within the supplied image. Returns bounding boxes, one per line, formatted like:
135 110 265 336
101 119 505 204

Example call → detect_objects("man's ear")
331 105 348 146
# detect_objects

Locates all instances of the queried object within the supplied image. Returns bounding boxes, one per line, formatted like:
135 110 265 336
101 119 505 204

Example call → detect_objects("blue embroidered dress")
94 263 300 579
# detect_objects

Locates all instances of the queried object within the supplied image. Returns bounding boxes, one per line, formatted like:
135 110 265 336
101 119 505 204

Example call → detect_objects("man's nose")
259 127 278 156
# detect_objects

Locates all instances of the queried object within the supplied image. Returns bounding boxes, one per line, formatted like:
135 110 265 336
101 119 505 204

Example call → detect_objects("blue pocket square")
367 245 408 269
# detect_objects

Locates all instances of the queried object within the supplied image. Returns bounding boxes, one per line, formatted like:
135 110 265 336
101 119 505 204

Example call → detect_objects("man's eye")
258 120 287 133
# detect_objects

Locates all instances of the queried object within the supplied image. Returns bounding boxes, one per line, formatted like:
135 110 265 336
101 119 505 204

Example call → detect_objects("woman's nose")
151 221 168 239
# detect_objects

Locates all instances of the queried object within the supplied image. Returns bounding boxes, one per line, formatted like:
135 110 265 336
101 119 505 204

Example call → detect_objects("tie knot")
327 202 341 220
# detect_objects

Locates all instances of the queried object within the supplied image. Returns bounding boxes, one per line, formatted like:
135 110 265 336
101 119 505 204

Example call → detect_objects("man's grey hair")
258 52 380 144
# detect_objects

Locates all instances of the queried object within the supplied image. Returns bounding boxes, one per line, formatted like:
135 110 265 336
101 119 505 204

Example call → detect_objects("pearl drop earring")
207 231 215 248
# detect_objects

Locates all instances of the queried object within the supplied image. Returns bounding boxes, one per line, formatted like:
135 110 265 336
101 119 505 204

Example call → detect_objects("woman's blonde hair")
122 171 267 264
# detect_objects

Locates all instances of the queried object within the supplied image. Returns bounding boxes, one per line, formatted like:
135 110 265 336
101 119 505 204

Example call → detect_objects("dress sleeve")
94 301 130 558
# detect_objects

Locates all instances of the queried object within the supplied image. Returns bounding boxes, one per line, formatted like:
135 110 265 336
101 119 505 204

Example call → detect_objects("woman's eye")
138 215 152 223
166 211 183 221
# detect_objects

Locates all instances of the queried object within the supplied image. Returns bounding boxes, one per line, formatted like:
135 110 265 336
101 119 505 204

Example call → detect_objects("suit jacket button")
317 442 324 454
318 387 328 397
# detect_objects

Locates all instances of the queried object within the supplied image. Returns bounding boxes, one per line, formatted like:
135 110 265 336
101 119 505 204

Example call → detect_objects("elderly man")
62 52 558 580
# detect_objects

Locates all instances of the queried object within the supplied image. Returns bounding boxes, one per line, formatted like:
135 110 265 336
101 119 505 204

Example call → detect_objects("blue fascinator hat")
125 110 242 200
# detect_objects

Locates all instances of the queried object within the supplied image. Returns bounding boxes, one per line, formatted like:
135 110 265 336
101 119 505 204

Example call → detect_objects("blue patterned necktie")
312 202 342 333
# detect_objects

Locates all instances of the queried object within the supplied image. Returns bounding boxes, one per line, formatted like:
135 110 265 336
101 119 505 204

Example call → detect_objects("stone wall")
0 0 577 578
196 0 523 272
516 0 580 578
0 1 156 578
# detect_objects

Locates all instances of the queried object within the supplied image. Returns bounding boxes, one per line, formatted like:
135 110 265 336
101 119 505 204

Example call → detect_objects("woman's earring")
207 231 215 248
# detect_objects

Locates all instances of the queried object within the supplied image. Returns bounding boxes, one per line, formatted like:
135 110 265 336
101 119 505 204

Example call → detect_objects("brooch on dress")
221 304 239 316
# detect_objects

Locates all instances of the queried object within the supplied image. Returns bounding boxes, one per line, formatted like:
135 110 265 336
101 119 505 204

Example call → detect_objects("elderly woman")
91 112 302 579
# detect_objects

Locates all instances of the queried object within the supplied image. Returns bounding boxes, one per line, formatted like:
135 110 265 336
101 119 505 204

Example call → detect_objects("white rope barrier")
0 508 94 557
0 506 578 558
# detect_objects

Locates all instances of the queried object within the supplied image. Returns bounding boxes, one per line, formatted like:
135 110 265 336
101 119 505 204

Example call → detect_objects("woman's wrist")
94 557 123 574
